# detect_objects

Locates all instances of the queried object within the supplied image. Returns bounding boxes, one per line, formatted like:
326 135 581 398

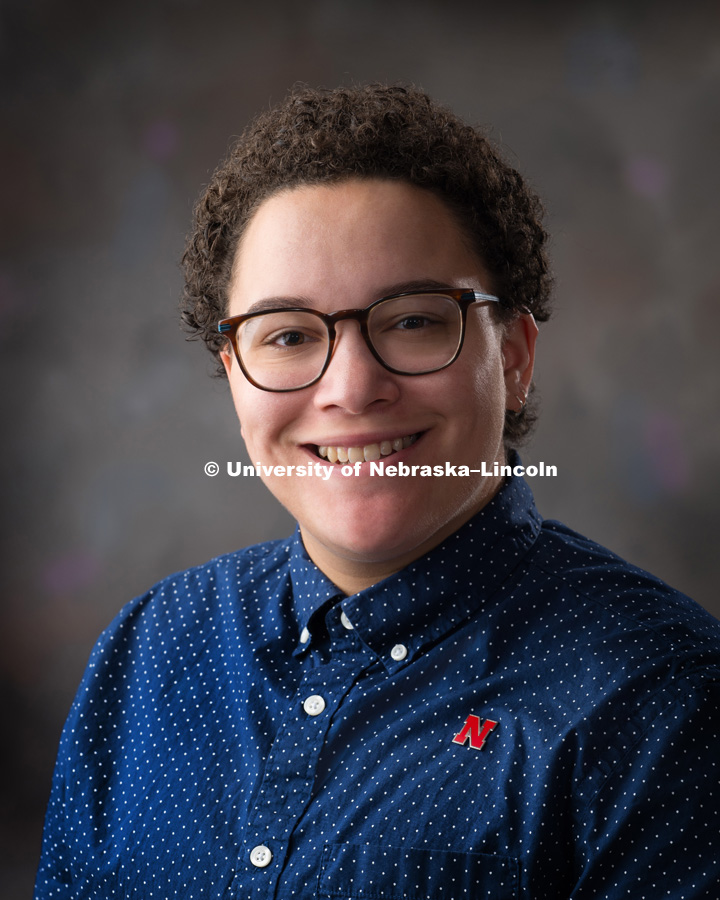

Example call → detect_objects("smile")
316 433 420 464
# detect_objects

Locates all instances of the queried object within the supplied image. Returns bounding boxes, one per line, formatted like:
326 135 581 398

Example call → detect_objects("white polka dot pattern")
35 474 720 898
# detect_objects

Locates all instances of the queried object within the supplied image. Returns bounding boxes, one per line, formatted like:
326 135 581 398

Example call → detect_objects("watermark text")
204 460 558 479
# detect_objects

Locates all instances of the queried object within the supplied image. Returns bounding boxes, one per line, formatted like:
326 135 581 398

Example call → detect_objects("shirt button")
300 627 311 644
390 644 408 661
303 694 326 716
250 845 272 868
340 611 354 630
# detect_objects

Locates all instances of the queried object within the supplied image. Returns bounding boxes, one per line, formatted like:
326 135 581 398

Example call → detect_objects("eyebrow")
243 279 460 315
244 296 315 315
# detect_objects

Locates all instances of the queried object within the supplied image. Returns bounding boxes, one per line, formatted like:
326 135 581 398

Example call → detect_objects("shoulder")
503 515 720 722
144 534 293 599
116 535 291 613
520 517 720 743
527 518 720 659
84 535 295 680
510 518 720 802
55 536 297 760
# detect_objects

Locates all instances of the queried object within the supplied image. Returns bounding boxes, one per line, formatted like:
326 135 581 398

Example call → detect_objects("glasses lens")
237 310 329 390
368 294 462 373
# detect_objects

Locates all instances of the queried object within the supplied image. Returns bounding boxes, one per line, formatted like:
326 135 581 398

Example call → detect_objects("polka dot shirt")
35 474 720 898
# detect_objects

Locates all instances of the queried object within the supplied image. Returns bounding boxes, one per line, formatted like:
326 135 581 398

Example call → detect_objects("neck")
299 475 503 595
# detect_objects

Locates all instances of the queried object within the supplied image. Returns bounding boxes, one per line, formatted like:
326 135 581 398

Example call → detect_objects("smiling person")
36 85 720 899
219 176 535 594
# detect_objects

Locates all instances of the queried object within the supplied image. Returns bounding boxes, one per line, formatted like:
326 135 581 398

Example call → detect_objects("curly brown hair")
181 83 552 445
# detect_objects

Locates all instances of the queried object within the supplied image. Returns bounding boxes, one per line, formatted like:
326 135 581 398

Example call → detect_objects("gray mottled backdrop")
2 1 719 895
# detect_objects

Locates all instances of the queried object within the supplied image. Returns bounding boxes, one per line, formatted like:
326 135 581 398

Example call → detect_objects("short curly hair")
181 83 552 445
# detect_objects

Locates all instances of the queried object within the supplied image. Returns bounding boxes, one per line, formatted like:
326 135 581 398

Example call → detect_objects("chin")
286 475 491 572
303 502 443 566
314 531 421 568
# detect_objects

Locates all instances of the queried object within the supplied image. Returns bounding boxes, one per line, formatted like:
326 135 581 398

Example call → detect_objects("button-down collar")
289 468 542 667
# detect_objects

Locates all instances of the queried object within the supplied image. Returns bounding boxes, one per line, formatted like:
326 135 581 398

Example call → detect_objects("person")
35 84 719 899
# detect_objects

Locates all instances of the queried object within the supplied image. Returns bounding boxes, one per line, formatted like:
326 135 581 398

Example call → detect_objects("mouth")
314 432 422 464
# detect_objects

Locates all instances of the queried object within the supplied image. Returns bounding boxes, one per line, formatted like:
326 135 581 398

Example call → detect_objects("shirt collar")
289 534 345 647
289 461 542 665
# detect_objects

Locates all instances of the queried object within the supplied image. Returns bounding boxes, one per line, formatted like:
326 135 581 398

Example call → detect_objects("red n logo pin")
452 715 498 750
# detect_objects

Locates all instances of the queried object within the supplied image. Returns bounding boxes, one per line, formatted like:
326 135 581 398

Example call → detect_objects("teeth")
316 433 419 464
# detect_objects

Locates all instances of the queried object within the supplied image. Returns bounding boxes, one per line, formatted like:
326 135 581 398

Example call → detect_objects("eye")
394 315 433 330
244 313 326 351
267 329 314 347
371 294 457 336
381 312 445 334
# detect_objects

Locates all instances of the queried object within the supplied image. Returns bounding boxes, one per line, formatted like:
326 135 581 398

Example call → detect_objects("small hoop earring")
510 386 527 415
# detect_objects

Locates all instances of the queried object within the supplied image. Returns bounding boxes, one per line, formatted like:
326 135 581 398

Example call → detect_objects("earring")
512 385 527 414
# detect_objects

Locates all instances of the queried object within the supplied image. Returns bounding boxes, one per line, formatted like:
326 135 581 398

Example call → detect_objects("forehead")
228 179 487 314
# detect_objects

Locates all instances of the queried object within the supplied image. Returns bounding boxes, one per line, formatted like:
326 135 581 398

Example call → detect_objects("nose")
312 320 401 413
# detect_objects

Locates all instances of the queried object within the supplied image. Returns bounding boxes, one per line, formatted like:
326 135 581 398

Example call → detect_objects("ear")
501 313 538 413
219 346 234 379
219 348 245 438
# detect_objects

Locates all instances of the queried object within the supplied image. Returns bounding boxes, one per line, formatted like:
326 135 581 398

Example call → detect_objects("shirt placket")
232 626 376 899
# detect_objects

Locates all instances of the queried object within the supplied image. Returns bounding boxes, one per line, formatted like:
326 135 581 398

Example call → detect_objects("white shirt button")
300 627 311 644
390 644 408 661
250 845 272 868
303 694 326 716
340 611 354 630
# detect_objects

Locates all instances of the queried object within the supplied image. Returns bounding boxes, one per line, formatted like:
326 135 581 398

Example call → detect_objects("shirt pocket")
318 842 519 900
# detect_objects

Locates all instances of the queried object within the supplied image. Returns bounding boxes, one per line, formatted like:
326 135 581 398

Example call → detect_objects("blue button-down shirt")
36 474 720 898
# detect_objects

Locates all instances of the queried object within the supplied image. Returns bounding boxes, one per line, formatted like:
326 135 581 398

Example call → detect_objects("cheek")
461 340 505 401
226 376 260 444
231 386 301 452
461 320 505 391
462 355 507 442
472 358 505 405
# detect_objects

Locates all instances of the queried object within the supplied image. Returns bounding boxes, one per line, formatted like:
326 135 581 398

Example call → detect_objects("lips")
316 433 420 464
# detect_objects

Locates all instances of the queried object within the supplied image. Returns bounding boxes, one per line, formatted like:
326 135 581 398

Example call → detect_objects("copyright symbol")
204 461 220 477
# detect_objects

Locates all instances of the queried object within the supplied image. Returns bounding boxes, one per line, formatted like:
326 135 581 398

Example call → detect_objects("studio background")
2 1 719 895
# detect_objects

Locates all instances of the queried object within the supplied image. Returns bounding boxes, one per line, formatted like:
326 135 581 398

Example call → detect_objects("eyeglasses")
217 288 501 392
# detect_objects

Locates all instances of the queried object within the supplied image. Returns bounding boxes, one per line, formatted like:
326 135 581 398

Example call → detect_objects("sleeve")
32 596 141 900
571 681 720 899
34 741 74 899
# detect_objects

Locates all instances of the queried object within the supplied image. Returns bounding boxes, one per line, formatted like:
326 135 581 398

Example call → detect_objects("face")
222 179 537 593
